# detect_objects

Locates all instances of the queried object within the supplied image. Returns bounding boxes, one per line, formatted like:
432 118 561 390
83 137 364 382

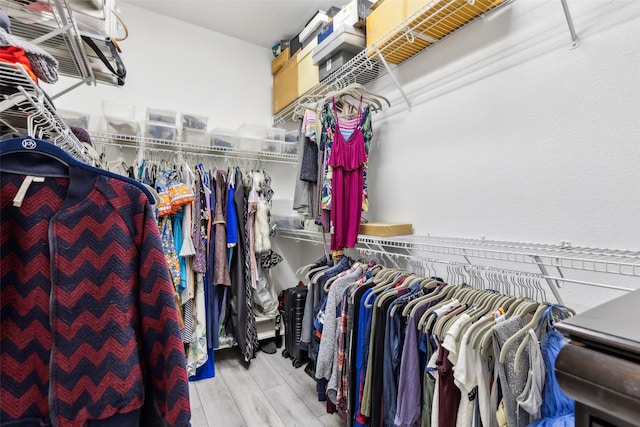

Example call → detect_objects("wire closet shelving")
273 0 580 124
90 132 300 165
0 61 93 163
275 227 640 304
1 0 124 96
272 0 517 124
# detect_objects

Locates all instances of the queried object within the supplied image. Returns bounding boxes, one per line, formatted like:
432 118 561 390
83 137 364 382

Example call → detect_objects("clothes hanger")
362 269 406 308
511 304 574 372
470 295 523 351
478 299 541 360
401 280 445 317
498 303 548 364
372 267 396 284
420 296 461 334
388 276 430 318
318 83 391 112
0 137 155 203
433 301 470 340
374 271 414 309
107 145 129 176
407 282 451 319
437 288 490 338
306 264 329 280
418 285 468 332
454 290 513 342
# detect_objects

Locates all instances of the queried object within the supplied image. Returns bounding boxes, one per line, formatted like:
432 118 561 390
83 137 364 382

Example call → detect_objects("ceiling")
123 0 351 49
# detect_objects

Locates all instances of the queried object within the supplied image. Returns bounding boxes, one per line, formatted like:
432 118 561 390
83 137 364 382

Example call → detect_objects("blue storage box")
318 22 333 44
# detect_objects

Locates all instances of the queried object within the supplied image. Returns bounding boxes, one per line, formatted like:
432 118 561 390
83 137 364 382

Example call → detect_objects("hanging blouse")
320 103 372 213
328 99 367 250
213 170 231 286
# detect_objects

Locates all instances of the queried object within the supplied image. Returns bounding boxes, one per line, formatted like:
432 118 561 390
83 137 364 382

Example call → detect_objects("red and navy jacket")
0 156 191 426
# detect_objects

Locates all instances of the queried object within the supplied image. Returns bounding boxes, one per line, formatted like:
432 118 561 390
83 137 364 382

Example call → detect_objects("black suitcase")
281 285 308 368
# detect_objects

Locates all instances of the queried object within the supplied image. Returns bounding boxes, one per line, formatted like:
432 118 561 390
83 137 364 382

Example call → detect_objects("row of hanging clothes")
292 83 390 259
99 145 285 378
296 249 576 427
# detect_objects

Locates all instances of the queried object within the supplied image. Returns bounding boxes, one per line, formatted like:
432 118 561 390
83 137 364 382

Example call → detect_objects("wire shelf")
2 0 96 83
90 132 300 164
0 61 94 163
2 0 123 87
273 0 514 124
274 227 640 278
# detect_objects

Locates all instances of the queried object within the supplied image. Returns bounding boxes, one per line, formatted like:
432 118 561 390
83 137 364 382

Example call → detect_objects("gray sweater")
315 266 363 397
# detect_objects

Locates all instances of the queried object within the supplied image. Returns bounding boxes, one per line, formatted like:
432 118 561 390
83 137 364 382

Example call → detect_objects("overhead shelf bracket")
374 46 411 110
30 23 73 45
51 77 94 100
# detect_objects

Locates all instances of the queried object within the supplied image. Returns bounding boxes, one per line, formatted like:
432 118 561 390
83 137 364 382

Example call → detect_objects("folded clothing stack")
0 10 58 83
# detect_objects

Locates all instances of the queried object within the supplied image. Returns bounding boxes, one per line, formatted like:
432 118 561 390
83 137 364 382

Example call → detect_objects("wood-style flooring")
189 348 345 427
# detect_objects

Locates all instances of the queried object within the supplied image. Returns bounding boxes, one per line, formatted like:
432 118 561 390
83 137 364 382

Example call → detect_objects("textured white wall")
47 2 273 128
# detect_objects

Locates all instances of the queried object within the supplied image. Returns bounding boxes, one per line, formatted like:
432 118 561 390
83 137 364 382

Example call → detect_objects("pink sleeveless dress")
328 99 367 250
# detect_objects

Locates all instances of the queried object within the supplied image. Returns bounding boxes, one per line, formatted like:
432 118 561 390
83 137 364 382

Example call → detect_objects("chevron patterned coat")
0 160 191 427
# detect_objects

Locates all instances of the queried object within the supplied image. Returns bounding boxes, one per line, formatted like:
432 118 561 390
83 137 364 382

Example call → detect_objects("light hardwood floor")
189 348 346 427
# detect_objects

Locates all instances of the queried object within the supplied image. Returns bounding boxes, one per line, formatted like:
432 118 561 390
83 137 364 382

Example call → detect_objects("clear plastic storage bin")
180 129 211 146
238 123 267 152
281 140 300 156
211 128 237 149
145 121 177 141
181 113 208 131
285 130 301 142
58 110 90 129
102 100 135 120
103 116 140 136
147 108 177 125
267 127 286 141
261 139 281 153
239 137 261 152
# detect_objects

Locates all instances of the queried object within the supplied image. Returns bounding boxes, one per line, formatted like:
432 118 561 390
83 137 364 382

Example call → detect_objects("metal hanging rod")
352 246 553 303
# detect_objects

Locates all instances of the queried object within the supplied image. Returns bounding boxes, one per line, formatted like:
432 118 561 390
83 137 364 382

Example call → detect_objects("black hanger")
0 136 155 203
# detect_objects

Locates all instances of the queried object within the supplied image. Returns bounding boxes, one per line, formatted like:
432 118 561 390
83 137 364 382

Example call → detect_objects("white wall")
45 2 273 128
358 0 640 311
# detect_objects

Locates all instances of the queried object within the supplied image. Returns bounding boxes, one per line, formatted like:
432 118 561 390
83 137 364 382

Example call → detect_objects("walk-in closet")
1 0 639 426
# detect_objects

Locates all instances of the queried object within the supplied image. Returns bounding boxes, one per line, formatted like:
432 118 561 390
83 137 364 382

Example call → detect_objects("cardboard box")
366 0 432 64
271 47 290 75
366 0 406 49
367 0 508 64
359 222 413 237
297 39 319 96
272 53 299 114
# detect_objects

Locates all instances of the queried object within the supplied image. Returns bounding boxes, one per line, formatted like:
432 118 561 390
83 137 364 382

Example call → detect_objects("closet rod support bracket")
51 77 94 100
31 23 73 45
533 255 565 305
560 0 580 50
374 46 411 110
